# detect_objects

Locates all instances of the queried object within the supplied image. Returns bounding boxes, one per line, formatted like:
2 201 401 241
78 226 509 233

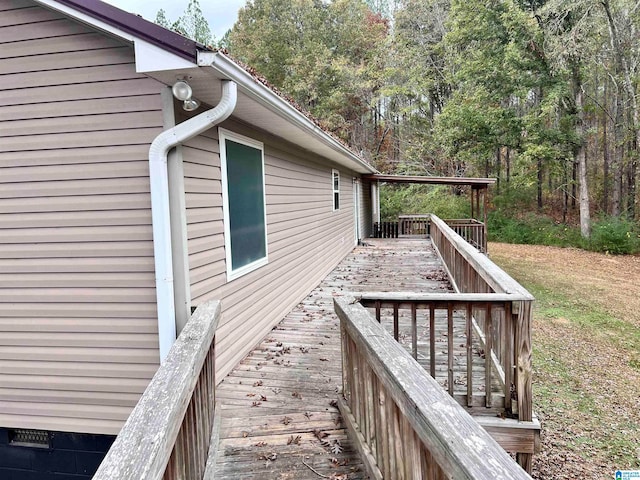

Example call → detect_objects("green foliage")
228 0 388 145
488 207 640 254
585 216 640 254
488 210 583 246
154 0 214 46
154 9 170 28
380 185 470 221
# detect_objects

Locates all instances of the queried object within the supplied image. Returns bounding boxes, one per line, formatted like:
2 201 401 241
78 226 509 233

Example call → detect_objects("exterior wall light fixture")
172 79 201 112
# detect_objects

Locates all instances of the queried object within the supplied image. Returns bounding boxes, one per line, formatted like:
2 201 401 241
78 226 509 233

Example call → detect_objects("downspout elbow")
150 80 237 361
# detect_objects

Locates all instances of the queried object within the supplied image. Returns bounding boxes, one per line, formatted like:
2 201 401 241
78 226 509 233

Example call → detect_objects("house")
0 1 378 477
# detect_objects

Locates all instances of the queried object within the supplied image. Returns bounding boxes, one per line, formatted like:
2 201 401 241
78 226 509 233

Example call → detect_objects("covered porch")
366 175 495 254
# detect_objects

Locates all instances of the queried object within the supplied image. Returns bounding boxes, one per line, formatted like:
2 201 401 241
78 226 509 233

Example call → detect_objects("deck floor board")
214 238 497 479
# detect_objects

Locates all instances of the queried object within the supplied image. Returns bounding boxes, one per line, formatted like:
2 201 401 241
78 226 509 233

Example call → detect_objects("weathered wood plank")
337 397 383 480
94 300 221 480
335 295 532 480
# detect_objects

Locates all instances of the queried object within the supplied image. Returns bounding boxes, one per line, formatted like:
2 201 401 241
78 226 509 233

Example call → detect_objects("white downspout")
149 80 237 362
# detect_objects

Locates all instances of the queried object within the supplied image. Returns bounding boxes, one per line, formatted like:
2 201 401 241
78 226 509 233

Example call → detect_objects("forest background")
157 0 640 254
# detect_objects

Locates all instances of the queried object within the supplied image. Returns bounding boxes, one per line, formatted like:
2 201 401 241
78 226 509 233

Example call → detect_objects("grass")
529 285 640 470
490 243 640 476
528 282 640 353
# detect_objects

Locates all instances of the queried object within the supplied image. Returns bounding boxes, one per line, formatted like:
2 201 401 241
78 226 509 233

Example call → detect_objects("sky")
103 0 246 39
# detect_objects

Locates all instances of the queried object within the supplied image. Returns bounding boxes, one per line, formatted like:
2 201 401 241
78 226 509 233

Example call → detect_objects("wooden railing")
398 214 430 235
443 218 487 253
393 215 487 253
94 300 221 480
373 221 399 238
430 214 534 469
335 295 532 480
358 292 528 412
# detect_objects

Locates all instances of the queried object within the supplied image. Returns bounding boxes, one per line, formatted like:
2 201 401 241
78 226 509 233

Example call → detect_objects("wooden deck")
214 238 498 479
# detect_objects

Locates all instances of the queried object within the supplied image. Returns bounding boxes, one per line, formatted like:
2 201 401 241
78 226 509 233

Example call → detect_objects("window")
220 128 268 280
332 169 340 210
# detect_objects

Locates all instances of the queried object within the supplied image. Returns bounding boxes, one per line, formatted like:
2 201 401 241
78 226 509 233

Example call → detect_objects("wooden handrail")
430 215 532 298
335 295 532 480
430 214 534 470
357 291 532 303
94 300 221 480
443 218 486 253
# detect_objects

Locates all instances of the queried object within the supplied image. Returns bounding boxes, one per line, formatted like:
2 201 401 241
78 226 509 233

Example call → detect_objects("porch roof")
363 174 496 187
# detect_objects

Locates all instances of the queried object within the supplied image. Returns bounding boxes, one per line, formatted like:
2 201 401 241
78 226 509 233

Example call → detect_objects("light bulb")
172 80 192 101
183 98 201 111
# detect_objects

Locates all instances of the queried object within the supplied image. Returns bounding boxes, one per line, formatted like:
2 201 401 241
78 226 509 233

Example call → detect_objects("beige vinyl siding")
182 119 357 379
0 0 165 435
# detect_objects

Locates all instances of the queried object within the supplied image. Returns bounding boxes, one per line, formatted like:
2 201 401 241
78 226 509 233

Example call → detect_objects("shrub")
585 216 640 254
380 184 470 221
488 211 582 247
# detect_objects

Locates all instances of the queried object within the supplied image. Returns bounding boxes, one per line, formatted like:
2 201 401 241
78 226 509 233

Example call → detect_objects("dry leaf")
330 440 343 455
282 416 292 425
313 429 328 441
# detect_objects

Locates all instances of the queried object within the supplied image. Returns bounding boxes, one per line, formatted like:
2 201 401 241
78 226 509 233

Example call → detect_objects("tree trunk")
603 90 610 214
562 159 568 223
602 0 638 218
495 147 501 193
537 157 543 211
576 91 591 237
571 159 577 209
628 140 637 219
611 90 624 217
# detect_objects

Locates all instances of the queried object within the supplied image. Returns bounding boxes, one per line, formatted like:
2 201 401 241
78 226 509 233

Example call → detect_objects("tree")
155 8 170 29
228 0 389 162
154 0 214 46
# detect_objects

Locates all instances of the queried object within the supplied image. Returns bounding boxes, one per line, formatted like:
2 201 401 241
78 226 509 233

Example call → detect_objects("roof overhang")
364 175 496 188
34 0 376 175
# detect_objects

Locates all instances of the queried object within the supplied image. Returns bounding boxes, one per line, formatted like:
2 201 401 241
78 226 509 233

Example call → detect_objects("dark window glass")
225 138 266 272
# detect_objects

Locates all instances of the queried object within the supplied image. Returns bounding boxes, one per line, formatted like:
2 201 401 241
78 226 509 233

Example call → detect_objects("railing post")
515 300 533 471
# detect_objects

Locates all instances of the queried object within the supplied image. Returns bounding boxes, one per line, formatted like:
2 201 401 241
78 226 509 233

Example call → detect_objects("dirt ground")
489 243 640 479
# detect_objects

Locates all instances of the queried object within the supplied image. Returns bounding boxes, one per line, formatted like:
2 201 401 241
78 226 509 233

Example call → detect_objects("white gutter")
197 52 377 175
149 80 237 362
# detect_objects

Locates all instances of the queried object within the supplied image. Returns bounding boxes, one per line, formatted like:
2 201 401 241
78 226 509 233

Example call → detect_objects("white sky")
103 0 246 40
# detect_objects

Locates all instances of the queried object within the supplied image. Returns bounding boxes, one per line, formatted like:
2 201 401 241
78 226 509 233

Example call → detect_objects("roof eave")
198 52 377 175
364 175 497 186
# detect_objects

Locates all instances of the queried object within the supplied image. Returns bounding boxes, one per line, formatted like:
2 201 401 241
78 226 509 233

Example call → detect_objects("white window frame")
219 128 268 281
332 169 340 211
